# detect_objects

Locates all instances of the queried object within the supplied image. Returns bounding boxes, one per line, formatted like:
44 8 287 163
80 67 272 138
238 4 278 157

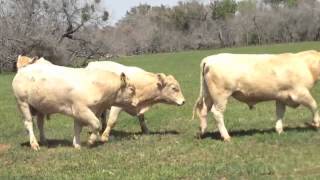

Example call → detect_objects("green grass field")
2 42 320 179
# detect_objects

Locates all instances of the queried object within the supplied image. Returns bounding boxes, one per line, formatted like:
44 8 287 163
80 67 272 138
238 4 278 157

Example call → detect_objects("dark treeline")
110 0 320 54
1 0 320 71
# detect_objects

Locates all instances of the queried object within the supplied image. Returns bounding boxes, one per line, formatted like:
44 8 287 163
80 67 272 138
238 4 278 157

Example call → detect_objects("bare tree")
0 0 108 72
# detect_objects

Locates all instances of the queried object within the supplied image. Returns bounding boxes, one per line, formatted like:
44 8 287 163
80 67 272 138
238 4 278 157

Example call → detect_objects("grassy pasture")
2 42 320 179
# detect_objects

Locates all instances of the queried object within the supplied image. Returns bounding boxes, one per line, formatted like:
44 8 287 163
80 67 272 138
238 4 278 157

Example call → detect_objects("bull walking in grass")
12 56 138 150
86 61 186 142
193 50 320 141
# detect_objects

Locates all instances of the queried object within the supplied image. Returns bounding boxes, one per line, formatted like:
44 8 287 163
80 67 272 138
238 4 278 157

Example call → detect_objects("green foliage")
237 0 257 13
247 32 260 45
107 0 320 55
264 0 298 7
81 4 91 22
90 4 95 12
80 1 109 23
286 0 298 7
102 11 109 21
127 4 151 16
170 1 207 32
171 5 190 32
211 0 237 20
2 42 320 179
42 1 49 10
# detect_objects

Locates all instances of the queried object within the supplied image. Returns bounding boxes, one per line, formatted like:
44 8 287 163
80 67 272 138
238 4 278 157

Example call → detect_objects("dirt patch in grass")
0 144 10 153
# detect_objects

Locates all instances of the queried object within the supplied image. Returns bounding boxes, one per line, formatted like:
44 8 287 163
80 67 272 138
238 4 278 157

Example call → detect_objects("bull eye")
172 86 179 92
130 86 135 94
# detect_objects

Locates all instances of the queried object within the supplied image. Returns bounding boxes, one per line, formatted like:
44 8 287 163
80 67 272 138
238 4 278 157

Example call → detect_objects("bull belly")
28 100 74 117
232 90 299 108
232 91 275 103
123 107 139 116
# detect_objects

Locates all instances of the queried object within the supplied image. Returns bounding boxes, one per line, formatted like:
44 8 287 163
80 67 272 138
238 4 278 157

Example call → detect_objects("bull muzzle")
131 98 139 107
177 99 186 106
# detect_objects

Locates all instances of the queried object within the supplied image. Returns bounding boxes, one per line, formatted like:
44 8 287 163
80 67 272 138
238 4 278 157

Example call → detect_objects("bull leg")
36 113 47 145
275 101 286 134
18 102 40 150
75 106 101 146
101 106 122 142
204 75 231 141
207 88 230 141
211 101 230 141
293 89 320 127
206 86 230 141
87 115 101 146
138 114 149 134
73 120 82 149
100 110 108 134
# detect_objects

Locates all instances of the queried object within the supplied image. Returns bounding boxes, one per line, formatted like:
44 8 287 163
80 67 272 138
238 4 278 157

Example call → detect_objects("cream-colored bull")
193 50 320 141
12 58 138 150
87 61 185 142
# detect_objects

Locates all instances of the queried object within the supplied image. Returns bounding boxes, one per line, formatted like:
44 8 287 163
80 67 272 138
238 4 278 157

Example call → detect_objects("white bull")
193 50 320 141
12 58 138 150
86 61 185 142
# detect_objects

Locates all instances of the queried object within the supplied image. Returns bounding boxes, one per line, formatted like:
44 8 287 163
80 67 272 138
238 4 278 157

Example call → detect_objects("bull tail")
192 60 207 120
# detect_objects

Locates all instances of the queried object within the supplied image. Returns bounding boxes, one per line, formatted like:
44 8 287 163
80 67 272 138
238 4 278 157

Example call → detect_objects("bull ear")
168 75 174 79
157 73 166 89
16 55 22 69
120 72 127 88
30 56 38 64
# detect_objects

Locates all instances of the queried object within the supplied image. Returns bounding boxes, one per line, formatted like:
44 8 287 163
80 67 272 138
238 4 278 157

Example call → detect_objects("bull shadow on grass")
88 129 179 148
109 129 179 140
21 139 73 148
21 139 109 149
20 130 179 149
199 123 318 140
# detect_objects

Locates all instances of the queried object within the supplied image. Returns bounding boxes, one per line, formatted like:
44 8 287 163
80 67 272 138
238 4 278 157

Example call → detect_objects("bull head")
156 73 185 106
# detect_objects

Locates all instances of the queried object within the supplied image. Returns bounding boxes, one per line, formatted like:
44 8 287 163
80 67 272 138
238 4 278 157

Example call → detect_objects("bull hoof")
74 144 81 150
312 122 320 128
141 129 150 134
275 121 283 134
223 136 231 142
311 122 320 128
31 142 40 151
100 135 109 143
87 139 95 146
196 132 205 139
275 127 283 134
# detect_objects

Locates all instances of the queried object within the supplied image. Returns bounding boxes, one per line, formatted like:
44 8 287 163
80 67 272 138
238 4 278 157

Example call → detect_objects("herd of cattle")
12 50 320 150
